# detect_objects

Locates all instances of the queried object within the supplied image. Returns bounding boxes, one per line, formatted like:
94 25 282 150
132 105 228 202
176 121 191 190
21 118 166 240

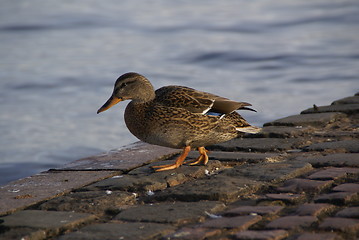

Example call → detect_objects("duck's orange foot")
184 147 209 166
151 146 191 172
151 163 182 171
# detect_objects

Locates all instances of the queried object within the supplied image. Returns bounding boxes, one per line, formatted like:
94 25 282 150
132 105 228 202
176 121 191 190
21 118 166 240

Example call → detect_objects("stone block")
314 192 359 205
210 138 302 152
1 210 96 239
294 203 335 216
200 215 262 229
164 227 221 240
229 160 312 184
301 153 359 167
306 167 359 180
153 175 263 203
188 151 280 164
276 178 333 193
333 183 359 192
263 193 306 204
301 104 359 114
0 227 47 240
296 232 343 240
39 190 136 214
0 171 115 216
255 126 311 138
224 205 284 216
264 112 346 127
58 222 175 240
1 210 96 228
319 217 359 232
335 207 359 218
312 130 359 138
303 140 359 153
332 96 359 105
266 216 317 230
59 141 181 171
82 173 168 192
115 201 225 225
234 230 289 240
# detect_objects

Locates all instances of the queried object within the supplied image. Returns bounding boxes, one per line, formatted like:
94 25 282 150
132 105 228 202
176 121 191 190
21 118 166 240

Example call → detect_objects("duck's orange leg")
184 147 209 166
151 146 191 171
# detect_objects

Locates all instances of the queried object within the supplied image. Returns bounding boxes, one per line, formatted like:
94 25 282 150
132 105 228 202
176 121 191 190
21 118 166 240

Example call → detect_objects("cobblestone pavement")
0 94 358 240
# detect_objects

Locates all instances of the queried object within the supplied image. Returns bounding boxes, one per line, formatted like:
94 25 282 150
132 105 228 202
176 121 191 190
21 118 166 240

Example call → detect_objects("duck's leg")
151 146 191 171
184 147 209 166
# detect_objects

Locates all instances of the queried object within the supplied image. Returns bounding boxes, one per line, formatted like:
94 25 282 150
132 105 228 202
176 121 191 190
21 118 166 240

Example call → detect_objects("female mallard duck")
97 72 260 171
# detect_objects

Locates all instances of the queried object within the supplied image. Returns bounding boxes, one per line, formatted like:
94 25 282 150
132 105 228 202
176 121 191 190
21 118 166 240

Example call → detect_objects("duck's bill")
97 96 122 114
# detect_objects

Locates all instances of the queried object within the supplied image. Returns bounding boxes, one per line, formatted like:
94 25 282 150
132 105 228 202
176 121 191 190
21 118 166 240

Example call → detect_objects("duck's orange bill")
97 96 122 114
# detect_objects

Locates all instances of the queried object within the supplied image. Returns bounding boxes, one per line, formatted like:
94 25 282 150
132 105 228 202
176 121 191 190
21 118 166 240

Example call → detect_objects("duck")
97 72 260 171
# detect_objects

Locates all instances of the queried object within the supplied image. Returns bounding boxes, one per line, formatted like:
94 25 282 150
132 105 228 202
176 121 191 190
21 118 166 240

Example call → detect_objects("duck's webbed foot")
151 146 191 172
184 147 209 166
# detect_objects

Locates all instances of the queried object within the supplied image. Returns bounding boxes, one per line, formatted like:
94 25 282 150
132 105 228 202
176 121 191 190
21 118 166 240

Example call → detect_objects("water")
1 0 358 185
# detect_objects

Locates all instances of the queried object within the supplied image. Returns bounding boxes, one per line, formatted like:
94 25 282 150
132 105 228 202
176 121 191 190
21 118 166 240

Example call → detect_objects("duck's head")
97 72 155 114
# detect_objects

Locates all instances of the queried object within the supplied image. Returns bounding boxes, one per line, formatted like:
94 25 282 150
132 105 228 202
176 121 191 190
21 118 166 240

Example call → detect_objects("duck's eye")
120 80 136 89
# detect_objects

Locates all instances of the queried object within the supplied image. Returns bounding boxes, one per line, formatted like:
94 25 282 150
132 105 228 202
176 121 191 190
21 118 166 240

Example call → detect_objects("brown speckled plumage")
98 72 260 171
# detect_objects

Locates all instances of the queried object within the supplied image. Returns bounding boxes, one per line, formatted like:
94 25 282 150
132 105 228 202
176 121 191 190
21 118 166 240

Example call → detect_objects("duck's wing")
155 86 255 114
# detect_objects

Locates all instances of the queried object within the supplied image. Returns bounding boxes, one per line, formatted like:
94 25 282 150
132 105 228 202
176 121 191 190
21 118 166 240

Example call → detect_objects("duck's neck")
133 92 155 103
132 80 156 103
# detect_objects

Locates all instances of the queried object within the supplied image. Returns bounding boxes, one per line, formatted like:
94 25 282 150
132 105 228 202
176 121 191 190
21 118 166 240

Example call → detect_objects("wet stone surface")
200 215 262 229
299 153 359 168
263 112 347 127
188 151 281 164
276 178 333 193
294 203 335 216
314 191 359 205
296 232 343 240
210 137 303 152
114 201 225 225
0 210 96 239
38 190 136 215
266 216 318 230
0 210 96 229
234 229 289 240
319 217 359 233
58 142 181 171
0 170 117 216
152 175 263 203
333 183 359 192
228 160 313 183
261 193 306 204
332 96 359 105
255 125 312 138
163 227 221 240
306 167 359 180
223 205 284 216
0 94 358 240
335 207 359 218
301 103 359 115
58 222 175 240
303 140 359 153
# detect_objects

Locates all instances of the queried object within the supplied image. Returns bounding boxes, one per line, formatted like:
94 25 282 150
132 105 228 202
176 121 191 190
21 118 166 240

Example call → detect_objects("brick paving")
0 93 358 240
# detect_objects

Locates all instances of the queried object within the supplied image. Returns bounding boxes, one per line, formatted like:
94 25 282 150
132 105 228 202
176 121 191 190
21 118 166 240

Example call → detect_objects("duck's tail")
236 125 261 134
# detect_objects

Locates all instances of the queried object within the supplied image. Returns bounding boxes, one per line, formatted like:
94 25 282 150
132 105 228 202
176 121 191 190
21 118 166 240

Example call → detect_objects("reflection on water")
0 0 358 185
